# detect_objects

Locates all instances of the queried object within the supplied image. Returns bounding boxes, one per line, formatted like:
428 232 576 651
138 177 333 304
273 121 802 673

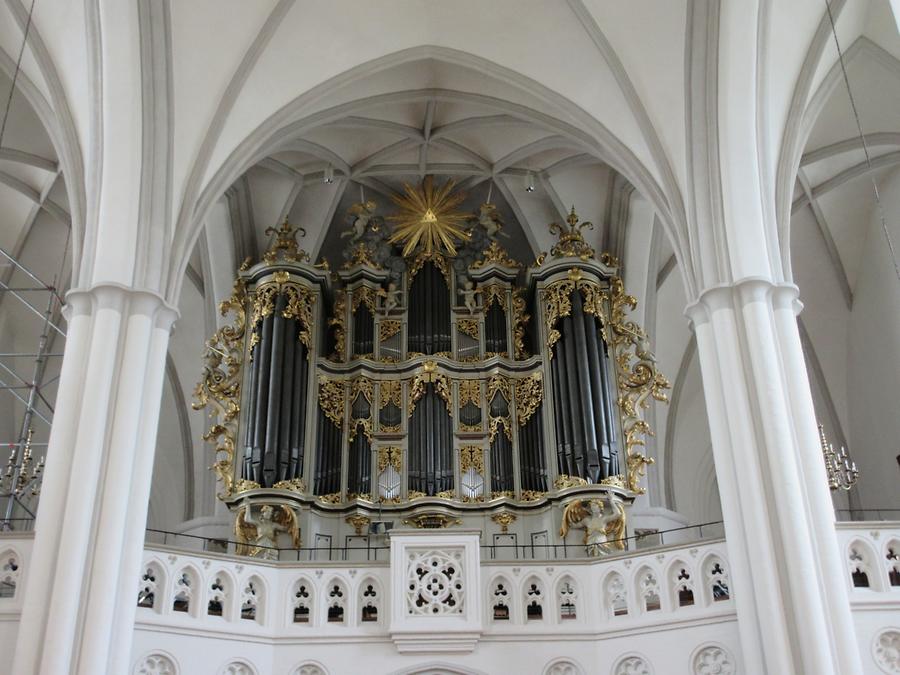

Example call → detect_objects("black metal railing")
143 520 727 563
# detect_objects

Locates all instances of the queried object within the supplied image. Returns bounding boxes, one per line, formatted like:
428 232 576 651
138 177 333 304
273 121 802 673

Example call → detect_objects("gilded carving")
317 492 343 504
346 514 371 535
471 241 521 269
409 361 452 416
350 286 378 313
378 319 402 342
458 379 481 407
490 490 515 500
481 284 506 310
459 445 485 475
402 513 461 529
272 478 306 493
511 288 530 359
602 276 670 494
329 290 347 362
514 372 543 425
317 376 345 427
519 490 545 502
554 474 589 490
235 503 300 558
548 207 595 260
491 511 517 533
262 219 310 265
193 278 246 498
377 446 402 474
559 496 626 556
456 318 479 340
341 241 381 270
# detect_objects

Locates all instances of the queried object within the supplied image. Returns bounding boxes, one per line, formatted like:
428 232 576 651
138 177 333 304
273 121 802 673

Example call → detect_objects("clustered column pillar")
686 280 863 675
13 284 177 675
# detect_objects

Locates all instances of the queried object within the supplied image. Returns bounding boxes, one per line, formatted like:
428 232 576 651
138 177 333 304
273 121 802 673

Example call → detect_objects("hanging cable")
0 0 38 150
824 0 900 284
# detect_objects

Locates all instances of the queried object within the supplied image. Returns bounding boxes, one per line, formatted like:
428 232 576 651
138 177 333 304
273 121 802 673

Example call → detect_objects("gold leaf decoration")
317 376 345 427
514 372 543 425
388 176 469 257
193 278 246 498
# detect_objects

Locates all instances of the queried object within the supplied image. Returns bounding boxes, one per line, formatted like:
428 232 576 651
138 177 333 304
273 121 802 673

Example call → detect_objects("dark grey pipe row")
408 263 451 355
242 292 309 487
313 407 342 494
352 304 374 357
518 401 546 491
484 302 507 354
408 383 453 495
550 289 618 482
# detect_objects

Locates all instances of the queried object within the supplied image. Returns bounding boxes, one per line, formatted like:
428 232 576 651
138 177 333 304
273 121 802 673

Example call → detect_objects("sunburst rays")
388 175 469 257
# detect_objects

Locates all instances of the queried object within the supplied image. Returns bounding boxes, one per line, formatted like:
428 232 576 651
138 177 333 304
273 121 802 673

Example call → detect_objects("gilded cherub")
342 200 378 245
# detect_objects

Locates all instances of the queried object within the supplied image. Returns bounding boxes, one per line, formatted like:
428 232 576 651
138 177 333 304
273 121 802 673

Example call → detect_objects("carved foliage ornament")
377 446 402 473
193 278 246 498
329 290 347 362
317 376 345 427
512 288 530 359
459 445 485 475
409 361 452 416
604 276 670 494
515 372 543 425
548 207 595 260
378 319 402 342
250 276 316 354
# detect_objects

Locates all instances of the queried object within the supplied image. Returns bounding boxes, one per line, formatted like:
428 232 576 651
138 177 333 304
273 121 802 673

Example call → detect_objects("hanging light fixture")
323 165 335 184
818 424 858 491
524 171 536 193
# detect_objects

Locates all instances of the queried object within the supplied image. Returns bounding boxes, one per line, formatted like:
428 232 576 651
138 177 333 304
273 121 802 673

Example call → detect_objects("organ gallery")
194 177 669 557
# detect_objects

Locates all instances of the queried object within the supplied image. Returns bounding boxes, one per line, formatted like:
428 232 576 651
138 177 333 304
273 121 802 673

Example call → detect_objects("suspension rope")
824 0 900 284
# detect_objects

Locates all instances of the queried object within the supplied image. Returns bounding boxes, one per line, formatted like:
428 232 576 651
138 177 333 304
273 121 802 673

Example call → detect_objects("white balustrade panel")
1 526 897 674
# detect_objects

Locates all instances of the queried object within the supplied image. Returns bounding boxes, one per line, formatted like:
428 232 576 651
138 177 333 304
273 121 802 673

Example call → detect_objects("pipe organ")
195 179 669 558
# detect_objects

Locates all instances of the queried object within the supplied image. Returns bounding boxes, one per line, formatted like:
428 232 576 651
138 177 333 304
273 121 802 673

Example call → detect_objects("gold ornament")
317 376 345 427
388 175 469 257
554 474 589 490
491 512 517 533
472 241 521 269
193 278 246 498
514 372 543 425
329 290 347 362
511 288 530 359
548 207 595 259
459 446 485 475
262 219 310 264
346 514 371 535
378 319 402 342
377 446 402 473
456 318 479 340
402 513 461 529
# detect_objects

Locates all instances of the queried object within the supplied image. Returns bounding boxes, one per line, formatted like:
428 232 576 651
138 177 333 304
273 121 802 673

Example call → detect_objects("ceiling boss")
388 175 470 257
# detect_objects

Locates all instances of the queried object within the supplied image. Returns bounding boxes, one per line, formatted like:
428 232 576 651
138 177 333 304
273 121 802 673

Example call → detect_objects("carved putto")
559 495 626 556
235 503 300 559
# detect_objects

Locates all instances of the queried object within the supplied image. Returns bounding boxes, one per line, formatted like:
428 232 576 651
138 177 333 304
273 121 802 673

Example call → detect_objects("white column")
12 284 177 675
686 280 863 675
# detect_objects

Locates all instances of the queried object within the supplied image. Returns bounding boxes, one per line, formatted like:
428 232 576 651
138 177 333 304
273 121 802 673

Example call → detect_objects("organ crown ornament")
548 207 595 259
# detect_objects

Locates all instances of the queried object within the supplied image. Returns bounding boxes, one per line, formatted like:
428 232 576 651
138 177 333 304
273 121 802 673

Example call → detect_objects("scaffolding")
0 246 64 530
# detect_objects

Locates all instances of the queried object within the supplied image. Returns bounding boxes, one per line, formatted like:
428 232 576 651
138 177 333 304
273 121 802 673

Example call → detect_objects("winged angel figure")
235 504 301 560
559 496 626 557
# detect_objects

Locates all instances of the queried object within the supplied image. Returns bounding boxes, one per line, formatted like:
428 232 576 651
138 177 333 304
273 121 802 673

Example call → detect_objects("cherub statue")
559 495 626 557
342 200 378 245
471 203 507 241
235 504 300 560
458 280 481 314
378 281 403 314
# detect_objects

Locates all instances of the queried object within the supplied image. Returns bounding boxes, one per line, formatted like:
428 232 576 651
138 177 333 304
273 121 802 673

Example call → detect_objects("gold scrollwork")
489 416 512 442
481 284 507 310
459 445 485 475
378 319 402 342
233 479 261 494
377 446 402 473
350 286 378 313
193 278 246 498
486 374 511 403
272 478 306 493
409 361 452 416
317 492 343 504
548 207 595 260
341 242 381 270
471 241 522 269
408 249 452 283
346 514 372 535
317 376 345 427
262 219 310 265
519 490 546 502
458 379 481 407
490 490 515 500
541 269 605 357
456 318 479 340
329 290 347 362
602 276 670 494
554 474 589 490
249 278 316 354
511 288 530 359
491 511 517 533
514 372 543 425
402 513 461 529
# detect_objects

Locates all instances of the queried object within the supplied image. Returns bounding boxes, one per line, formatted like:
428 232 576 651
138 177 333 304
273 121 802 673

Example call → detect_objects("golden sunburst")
388 175 469 257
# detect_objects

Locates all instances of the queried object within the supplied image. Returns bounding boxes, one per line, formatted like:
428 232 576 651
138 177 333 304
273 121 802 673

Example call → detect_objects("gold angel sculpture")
559 495 626 557
235 504 301 560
